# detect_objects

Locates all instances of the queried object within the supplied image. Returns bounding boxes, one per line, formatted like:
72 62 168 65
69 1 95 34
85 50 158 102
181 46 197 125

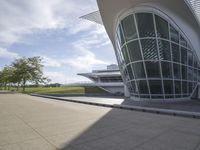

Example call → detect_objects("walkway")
0 92 200 150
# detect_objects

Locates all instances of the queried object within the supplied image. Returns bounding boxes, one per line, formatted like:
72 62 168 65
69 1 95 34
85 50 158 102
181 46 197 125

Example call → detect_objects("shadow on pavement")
58 107 200 150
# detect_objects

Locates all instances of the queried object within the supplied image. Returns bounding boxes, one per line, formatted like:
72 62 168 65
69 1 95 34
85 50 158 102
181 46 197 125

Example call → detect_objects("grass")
6 86 107 95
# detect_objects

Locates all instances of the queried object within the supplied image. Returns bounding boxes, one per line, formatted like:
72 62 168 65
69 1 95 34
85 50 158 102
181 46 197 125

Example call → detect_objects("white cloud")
44 71 90 84
0 47 19 59
42 56 61 67
0 0 98 45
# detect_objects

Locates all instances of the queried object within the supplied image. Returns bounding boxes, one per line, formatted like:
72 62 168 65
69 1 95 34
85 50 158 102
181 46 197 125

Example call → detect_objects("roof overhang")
96 0 200 57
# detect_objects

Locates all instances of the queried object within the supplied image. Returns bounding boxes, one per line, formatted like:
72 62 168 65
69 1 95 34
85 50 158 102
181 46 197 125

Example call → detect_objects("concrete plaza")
0 93 200 150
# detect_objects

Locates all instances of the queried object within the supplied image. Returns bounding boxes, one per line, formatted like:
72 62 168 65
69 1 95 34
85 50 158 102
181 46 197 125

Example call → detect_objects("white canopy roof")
80 0 200 27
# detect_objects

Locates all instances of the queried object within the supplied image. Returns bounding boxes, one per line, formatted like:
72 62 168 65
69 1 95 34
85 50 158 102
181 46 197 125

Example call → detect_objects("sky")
0 0 116 84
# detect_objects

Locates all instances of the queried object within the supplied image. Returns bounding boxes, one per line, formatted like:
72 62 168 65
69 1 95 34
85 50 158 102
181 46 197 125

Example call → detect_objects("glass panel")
182 81 187 94
127 65 134 80
188 51 193 67
121 46 130 64
164 80 173 94
189 82 193 93
198 70 200 82
181 65 187 80
175 81 181 94
188 67 193 81
194 69 198 81
145 61 160 78
124 68 130 81
132 62 146 79
181 47 187 65
170 25 179 44
194 57 198 68
173 63 181 79
127 40 142 62
130 81 137 93
161 62 172 78
180 35 187 47
149 80 163 94
121 15 137 41
172 43 180 63
136 13 155 37
155 15 169 39
141 39 159 60
151 95 164 99
158 40 171 61
117 24 125 46
137 80 149 94
127 82 134 93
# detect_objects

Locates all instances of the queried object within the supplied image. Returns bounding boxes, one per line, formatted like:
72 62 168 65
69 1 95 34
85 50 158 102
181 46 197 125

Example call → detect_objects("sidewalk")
31 94 200 119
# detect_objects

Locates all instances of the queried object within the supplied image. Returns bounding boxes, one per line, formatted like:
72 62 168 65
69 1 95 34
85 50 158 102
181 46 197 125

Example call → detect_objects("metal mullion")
134 13 151 100
120 19 139 98
179 32 183 97
153 13 165 100
168 23 176 98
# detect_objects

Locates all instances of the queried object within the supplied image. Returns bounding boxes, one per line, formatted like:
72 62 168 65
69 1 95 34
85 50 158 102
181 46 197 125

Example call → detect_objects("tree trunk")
17 83 19 91
23 79 26 92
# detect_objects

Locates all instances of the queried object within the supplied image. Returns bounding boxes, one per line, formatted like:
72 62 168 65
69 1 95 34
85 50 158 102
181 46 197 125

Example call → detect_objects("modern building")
78 64 125 95
82 0 200 101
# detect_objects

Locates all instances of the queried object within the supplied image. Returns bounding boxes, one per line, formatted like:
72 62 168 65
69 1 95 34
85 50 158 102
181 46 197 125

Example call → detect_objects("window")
130 81 137 93
182 81 187 94
170 25 179 44
121 15 137 41
127 65 134 80
141 39 159 60
180 35 187 47
173 63 181 79
121 46 130 64
181 65 187 80
162 62 172 78
194 57 198 68
155 15 169 39
188 67 193 81
188 51 193 67
145 61 160 78
172 43 180 63
136 13 156 37
137 80 149 94
132 62 146 79
175 81 181 94
117 24 125 46
158 40 171 61
149 80 163 94
127 40 142 62
164 80 174 94
189 82 193 93
181 47 187 65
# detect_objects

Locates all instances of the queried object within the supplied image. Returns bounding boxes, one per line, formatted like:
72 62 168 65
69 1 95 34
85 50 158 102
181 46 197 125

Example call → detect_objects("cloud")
44 71 91 84
0 47 19 59
42 56 61 67
0 0 98 45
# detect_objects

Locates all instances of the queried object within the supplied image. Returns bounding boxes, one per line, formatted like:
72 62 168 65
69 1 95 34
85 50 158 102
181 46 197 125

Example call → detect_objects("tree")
12 57 48 92
0 66 15 90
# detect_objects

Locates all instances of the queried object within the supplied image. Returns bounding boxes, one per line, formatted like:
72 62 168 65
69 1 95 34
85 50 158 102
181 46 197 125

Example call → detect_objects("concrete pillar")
124 85 130 97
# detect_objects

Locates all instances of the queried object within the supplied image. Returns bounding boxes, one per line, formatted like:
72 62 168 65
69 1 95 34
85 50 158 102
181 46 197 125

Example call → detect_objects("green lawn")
7 86 107 95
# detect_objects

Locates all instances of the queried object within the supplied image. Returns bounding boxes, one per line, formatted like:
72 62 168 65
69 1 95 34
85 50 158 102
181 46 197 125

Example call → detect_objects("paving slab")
0 92 200 150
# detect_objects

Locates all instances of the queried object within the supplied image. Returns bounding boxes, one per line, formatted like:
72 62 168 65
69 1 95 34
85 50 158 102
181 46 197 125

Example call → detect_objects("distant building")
81 0 200 101
78 64 126 96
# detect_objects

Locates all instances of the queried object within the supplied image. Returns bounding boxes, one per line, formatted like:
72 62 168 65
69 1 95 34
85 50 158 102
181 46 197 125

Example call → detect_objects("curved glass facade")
116 12 200 100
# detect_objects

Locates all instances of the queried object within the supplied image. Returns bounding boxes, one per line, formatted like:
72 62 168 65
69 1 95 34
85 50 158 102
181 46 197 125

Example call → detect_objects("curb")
30 94 200 119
